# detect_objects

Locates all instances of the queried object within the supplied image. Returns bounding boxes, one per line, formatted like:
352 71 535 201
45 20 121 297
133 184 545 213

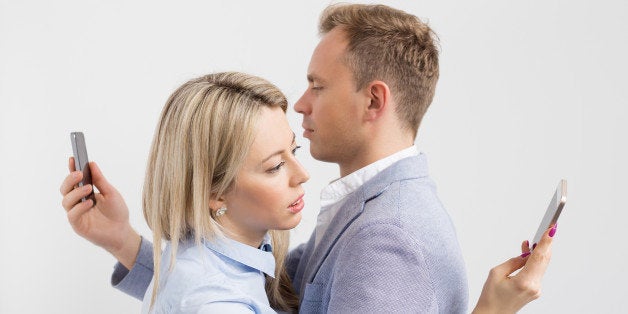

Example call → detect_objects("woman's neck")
216 216 267 248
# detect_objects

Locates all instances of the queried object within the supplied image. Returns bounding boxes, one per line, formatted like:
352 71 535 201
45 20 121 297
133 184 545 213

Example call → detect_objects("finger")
519 225 555 278
521 240 531 255
68 156 77 172
89 162 114 195
489 255 527 279
67 198 94 225
94 191 106 204
59 171 84 196
62 184 93 211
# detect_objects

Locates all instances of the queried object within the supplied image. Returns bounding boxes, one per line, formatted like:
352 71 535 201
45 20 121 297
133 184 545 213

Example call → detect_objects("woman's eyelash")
267 146 300 173
292 146 302 155
268 161 286 173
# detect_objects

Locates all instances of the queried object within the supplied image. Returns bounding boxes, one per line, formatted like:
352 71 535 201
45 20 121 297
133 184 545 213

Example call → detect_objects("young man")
286 4 466 312
61 3 554 313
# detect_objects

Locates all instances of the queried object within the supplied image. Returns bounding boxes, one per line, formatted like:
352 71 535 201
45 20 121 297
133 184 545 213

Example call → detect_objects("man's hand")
473 225 556 314
60 157 141 269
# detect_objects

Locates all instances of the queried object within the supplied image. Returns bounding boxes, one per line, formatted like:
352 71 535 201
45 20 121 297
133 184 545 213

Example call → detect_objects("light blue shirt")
141 234 277 314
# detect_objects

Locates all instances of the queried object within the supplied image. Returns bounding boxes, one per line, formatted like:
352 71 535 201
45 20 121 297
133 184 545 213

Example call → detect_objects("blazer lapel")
302 176 394 284
303 190 365 284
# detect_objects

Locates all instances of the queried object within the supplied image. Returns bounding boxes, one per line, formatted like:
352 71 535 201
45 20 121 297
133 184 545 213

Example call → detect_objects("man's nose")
293 91 309 115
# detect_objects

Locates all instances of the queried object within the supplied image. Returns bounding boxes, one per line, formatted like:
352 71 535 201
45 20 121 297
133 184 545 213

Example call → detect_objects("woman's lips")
288 195 305 213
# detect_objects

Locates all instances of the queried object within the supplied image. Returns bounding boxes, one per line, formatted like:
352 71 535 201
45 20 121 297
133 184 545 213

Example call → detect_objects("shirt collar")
203 234 276 278
320 145 419 207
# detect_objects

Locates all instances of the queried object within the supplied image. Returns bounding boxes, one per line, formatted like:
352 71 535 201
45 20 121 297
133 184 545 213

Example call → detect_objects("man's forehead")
307 30 349 79
316 28 349 55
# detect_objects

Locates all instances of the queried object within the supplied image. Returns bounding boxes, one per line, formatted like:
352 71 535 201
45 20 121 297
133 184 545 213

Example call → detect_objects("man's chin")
309 146 335 163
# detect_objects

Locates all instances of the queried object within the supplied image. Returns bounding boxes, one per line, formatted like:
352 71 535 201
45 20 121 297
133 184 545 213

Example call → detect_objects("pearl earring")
215 206 227 217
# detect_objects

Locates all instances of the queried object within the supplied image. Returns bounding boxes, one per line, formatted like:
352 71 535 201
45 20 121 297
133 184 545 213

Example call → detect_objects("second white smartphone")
532 179 567 249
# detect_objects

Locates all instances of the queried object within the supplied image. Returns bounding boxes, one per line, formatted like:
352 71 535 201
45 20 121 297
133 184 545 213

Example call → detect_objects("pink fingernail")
549 226 557 237
521 252 531 258
532 243 537 250
524 240 529 248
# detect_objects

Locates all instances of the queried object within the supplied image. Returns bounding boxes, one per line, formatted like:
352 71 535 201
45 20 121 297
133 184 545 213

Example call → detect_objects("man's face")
294 27 368 165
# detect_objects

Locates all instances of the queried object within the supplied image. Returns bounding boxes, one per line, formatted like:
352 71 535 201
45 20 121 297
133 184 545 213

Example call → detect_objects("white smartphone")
532 179 567 249
70 132 94 203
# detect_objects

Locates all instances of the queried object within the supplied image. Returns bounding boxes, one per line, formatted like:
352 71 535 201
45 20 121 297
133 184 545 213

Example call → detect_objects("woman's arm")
61 157 154 300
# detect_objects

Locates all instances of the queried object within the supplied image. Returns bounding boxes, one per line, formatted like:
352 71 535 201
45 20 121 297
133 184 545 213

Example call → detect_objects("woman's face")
219 106 309 245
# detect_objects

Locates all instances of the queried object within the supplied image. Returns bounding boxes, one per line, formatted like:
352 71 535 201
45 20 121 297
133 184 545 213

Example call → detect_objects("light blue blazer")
286 154 468 313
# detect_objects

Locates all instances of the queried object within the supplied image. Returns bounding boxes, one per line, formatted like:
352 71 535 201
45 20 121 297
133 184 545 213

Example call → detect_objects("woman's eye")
292 146 302 155
268 161 286 173
312 86 323 91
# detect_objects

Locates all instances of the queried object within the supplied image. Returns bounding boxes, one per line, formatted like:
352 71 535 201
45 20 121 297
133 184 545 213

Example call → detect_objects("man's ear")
364 80 391 121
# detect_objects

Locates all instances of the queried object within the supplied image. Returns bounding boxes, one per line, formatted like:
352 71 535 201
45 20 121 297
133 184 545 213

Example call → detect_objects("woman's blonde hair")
143 72 298 312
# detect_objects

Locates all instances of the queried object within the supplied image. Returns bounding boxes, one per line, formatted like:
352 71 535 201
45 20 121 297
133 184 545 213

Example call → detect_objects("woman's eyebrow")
261 133 296 163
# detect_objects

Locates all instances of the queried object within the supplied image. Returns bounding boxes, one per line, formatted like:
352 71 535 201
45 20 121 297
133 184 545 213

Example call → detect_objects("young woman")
130 72 305 313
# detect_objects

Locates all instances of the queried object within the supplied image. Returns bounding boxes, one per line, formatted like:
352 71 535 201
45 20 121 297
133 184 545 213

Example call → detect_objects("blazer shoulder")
358 175 459 250
361 175 442 221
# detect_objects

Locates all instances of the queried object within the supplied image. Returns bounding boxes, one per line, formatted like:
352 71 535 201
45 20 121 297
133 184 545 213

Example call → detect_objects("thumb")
491 255 527 279
89 162 114 195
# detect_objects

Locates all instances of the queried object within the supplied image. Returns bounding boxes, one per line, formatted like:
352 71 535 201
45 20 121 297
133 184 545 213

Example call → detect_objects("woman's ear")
364 80 391 121
209 198 226 212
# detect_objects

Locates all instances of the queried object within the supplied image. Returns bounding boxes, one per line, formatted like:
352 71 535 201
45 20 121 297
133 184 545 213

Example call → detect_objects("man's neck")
338 140 414 178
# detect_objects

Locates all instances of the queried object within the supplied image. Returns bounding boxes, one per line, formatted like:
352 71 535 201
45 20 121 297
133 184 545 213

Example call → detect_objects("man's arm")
60 157 153 298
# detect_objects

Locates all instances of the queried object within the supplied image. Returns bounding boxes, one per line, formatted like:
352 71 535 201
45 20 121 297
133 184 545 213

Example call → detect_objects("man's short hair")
320 4 439 137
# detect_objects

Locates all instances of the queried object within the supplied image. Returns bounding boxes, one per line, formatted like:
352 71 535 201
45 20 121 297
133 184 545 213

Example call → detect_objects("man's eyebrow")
261 133 296 164
307 74 325 84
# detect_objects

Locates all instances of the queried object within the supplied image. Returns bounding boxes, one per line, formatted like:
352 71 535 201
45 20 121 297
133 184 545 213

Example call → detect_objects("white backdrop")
1 0 627 313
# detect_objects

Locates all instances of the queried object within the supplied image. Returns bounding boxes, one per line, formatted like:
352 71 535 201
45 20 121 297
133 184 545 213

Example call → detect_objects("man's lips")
301 123 314 132
302 124 314 138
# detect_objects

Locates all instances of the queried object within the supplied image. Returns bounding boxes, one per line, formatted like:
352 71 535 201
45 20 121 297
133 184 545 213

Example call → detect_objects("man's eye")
312 86 323 91
268 161 285 173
